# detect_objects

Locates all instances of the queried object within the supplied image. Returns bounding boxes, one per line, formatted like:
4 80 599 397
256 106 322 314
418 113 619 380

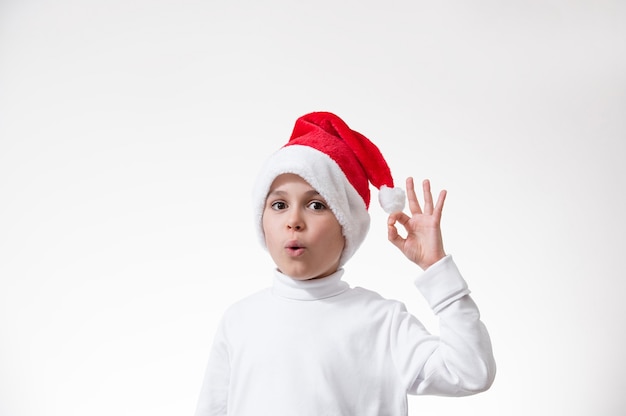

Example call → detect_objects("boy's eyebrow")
268 189 322 198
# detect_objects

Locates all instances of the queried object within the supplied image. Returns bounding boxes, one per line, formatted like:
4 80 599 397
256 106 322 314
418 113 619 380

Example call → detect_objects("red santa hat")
253 111 405 266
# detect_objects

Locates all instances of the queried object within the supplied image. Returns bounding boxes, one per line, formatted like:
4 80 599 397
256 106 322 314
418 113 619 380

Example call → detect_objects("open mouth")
286 242 305 256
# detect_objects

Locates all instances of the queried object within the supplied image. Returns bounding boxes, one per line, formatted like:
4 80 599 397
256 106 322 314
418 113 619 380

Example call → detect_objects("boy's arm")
386 177 496 395
194 321 230 416
404 255 496 395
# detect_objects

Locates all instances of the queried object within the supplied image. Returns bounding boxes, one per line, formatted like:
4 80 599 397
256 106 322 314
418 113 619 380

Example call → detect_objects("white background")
1 1 625 415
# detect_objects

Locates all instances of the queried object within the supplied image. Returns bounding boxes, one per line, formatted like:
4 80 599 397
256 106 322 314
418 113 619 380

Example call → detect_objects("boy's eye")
308 201 327 211
270 201 287 210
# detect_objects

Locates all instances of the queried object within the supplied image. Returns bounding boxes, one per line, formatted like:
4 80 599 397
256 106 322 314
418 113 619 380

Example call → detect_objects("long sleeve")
391 255 496 396
194 320 230 416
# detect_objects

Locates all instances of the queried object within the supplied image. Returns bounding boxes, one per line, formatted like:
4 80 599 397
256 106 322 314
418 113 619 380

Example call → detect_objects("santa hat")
252 111 405 266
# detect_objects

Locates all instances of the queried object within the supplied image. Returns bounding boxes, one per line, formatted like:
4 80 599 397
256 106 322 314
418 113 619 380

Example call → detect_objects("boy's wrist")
418 251 447 271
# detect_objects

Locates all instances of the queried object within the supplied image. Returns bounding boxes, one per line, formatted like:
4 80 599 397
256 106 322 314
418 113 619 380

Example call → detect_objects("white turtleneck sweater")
194 255 495 416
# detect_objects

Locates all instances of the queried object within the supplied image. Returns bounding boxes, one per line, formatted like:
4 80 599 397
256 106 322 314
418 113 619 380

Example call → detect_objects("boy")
195 111 496 415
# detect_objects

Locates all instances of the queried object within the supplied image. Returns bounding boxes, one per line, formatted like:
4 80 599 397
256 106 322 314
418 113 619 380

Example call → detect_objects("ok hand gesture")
387 178 447 270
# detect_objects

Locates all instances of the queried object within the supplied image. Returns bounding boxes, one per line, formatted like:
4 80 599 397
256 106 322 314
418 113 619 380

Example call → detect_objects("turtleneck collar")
272 268 350 301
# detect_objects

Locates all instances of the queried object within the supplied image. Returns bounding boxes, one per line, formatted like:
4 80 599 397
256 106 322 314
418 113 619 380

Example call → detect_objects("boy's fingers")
387 218 405 249
387 212 411 249
422 179 434 215
435 189 447 215
387 222 401 245
406 177 422 215
388 211 410 228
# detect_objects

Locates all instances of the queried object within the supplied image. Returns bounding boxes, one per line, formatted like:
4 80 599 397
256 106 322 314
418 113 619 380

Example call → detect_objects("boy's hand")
387 177 447 270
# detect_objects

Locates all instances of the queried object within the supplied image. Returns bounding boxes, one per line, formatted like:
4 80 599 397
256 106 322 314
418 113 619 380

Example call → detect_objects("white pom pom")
378 185 405 214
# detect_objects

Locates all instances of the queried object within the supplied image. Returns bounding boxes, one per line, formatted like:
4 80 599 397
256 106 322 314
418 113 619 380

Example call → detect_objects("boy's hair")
252 111 405 266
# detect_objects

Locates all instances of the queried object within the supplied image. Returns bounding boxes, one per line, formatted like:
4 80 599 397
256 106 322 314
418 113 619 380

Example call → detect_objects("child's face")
262 173 345 281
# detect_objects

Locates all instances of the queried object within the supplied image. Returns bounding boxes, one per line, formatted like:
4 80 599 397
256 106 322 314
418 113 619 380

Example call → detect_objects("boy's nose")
287 213 304 231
